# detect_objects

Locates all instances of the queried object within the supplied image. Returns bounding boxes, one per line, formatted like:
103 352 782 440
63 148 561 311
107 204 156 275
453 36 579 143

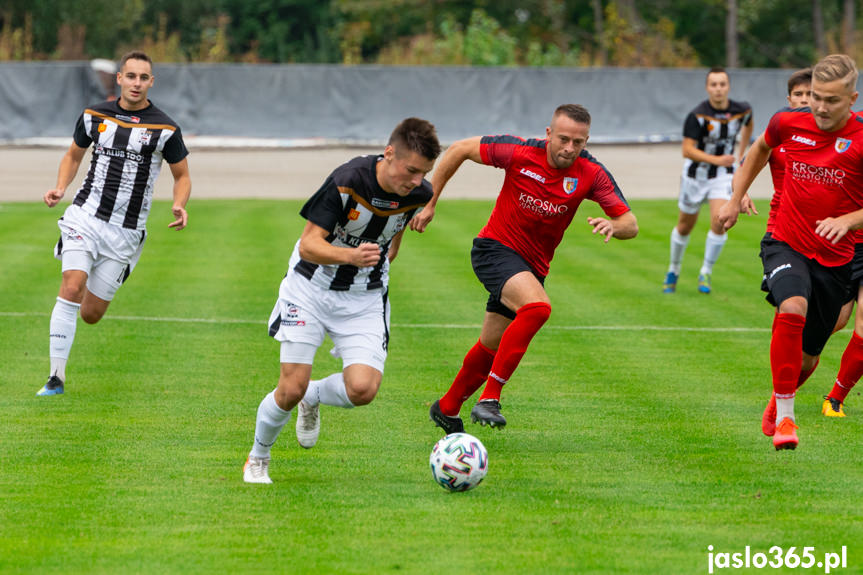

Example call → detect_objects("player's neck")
709 98 729 110
117 97 150 112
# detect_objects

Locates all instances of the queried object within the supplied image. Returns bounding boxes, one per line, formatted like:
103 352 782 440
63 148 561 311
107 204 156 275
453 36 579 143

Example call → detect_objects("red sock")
771 313 805 398
479 302 551 402
439 340 496 415
831 331 863 402
796 358 818 389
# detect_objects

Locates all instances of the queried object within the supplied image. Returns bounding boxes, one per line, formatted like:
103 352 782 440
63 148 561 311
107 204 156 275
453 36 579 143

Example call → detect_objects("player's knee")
79 308 104 324
345 377 380 406
274 382 304 410
777 296 807 317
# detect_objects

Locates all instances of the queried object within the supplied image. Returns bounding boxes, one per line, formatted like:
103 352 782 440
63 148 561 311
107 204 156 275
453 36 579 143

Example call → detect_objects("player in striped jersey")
243 118 441 484
412 104 638 433
663 67 753 295
38 51 191 397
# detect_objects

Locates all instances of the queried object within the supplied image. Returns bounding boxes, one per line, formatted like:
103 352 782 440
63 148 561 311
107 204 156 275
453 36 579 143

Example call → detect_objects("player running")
663 67 753 295
411 104 638 433
719 54 863 450
243 118 441 484
39 51 191 396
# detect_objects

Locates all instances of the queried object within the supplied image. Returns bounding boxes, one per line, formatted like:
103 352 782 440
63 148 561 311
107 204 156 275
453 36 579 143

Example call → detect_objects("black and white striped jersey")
682 99 752 180
70 100 188 230
291 154 432 292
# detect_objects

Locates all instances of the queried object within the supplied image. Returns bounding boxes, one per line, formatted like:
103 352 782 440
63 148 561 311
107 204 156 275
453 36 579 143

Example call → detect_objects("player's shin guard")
701 230 727 275
771 313 805 422
250 390 291 459
307 372 354 408
830 331 863 402
669 228 689 274
479 302 551 402
439 340 496 416
49 297 80 381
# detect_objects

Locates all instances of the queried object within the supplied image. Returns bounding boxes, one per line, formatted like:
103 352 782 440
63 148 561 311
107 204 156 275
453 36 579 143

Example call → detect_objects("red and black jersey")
477 135 630 277
765 108 863 266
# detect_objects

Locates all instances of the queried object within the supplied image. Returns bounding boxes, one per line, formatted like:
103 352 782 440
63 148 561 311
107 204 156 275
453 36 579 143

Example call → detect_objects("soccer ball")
429 433 488 492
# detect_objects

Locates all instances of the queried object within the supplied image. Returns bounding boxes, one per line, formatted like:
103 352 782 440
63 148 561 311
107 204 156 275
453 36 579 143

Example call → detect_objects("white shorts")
267 270 390 373
54 204 147 301
678 174 732 214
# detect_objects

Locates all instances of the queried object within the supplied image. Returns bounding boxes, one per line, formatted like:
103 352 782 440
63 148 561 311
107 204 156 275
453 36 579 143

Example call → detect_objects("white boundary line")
0 311 771 332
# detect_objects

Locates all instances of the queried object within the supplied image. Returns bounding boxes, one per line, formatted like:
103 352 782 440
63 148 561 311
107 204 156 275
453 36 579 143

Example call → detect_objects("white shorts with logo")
54 204 147 301
678 173 733 214
267 270 390 373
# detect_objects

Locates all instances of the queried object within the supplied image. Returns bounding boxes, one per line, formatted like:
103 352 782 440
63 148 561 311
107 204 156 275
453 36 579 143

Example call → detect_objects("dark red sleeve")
479 135 522 169
764 111 786 149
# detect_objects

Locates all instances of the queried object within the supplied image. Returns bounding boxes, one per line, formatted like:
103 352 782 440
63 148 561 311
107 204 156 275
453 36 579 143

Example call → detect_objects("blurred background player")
719 54 863 450
39 51 191 396
663 67 753 294
412 104 638 433
243 118 441 484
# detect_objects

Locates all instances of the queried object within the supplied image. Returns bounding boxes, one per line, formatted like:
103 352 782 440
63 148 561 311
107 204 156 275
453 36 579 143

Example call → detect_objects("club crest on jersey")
139 130 153 145
835 138 852 153
563 177 578 195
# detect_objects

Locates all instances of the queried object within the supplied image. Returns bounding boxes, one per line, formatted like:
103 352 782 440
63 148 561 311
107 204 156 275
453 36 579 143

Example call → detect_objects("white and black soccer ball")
429 432 488 492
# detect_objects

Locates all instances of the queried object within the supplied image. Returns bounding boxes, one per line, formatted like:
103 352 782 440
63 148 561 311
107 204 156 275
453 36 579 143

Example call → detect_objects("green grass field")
1 198 861 574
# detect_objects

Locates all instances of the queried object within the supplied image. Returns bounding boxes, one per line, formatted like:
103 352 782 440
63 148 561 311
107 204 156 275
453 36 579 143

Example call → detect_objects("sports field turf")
1 199 861 574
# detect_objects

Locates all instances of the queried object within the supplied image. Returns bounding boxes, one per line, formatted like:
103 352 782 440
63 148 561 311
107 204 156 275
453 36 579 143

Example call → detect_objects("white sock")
305 372 354 409
776 396 795 423
700 230 728 275
250 390 292 459
49 297 80 382
669 228 690 274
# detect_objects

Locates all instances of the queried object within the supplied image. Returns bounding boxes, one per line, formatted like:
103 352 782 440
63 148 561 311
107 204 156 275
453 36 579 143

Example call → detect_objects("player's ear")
383 145 395 161
851 91 858 107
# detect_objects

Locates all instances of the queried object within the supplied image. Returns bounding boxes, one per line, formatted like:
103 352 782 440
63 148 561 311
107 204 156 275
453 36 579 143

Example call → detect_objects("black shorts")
847 242 863 302
471 237 545 320
759 235 851 356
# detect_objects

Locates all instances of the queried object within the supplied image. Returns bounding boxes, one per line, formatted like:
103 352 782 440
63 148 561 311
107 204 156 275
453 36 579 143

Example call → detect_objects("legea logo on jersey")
835 138 852 153
519 168 546 183
563 177 578 195
791 134 817 146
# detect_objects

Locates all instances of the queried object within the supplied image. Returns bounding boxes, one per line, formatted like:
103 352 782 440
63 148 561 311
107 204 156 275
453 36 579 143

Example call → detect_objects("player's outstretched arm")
587 211 638 243
168 158 191 230
44 142 87 207
718 133 771 231
298 221 381 268
410 136 483 233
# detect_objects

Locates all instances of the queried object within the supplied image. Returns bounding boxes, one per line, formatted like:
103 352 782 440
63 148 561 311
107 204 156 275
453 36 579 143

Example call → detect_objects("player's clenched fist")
353 242 382 267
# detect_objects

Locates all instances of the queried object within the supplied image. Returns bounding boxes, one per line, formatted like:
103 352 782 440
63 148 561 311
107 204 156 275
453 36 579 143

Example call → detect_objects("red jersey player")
410 104 638 433
719 54 863 451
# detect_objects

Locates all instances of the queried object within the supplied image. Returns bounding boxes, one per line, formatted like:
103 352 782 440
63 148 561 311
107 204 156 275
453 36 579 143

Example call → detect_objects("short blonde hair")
813 54 858 91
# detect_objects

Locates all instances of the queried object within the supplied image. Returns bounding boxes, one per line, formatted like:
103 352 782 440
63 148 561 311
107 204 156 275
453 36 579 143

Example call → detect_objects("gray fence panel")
0 62 849 145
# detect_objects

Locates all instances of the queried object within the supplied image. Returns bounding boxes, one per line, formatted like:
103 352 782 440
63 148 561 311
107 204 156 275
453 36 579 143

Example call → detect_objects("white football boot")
295 400 321 449
243 456 272 484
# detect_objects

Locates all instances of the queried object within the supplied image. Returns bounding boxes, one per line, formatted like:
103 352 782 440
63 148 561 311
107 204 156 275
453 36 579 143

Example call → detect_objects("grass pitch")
1 198 861 574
